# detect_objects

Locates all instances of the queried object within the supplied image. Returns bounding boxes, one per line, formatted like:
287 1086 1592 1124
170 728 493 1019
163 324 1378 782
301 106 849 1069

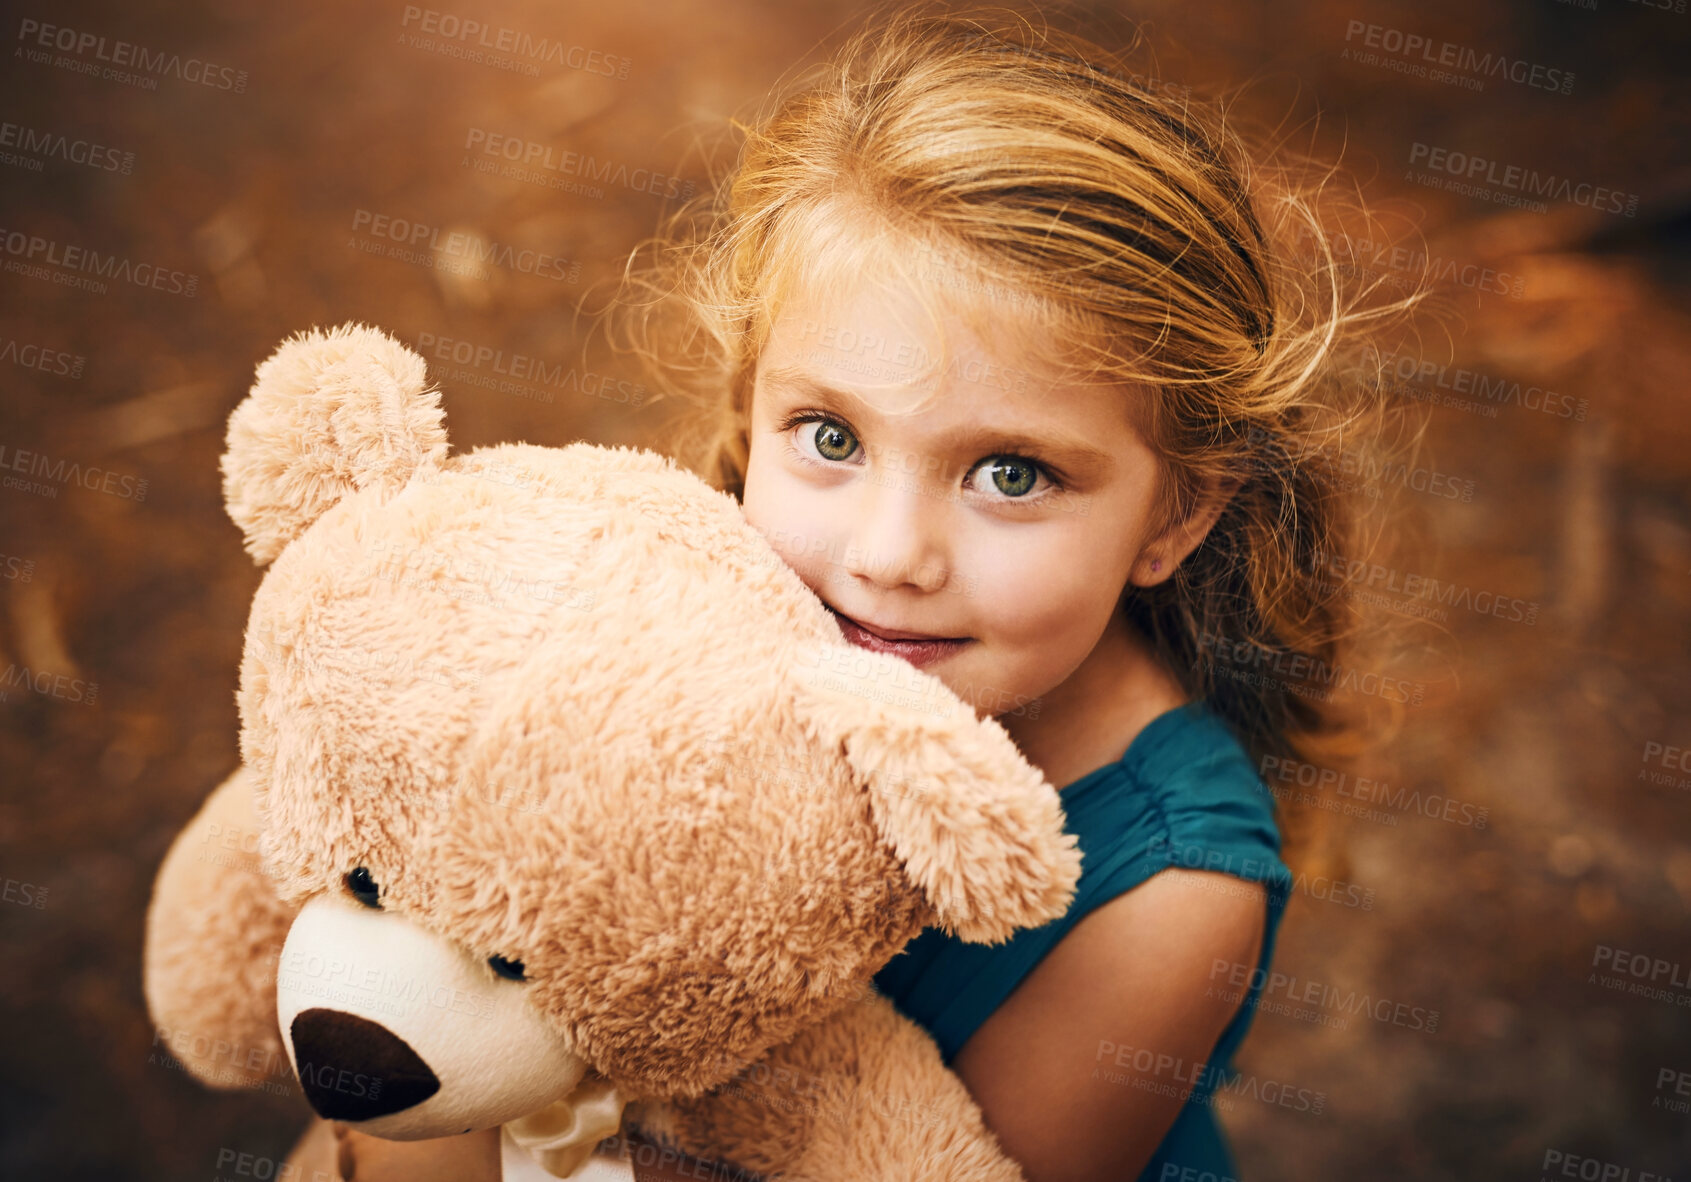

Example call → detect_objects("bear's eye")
344 867 382 909
488 955 527 982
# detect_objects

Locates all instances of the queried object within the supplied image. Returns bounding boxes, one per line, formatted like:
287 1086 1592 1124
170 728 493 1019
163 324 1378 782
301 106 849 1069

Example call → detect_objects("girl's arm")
949 868 1268 1182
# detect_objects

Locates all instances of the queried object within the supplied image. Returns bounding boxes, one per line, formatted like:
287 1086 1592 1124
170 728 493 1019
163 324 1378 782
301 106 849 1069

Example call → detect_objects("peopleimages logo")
1312 547 1541 626
1408 143 1640 217
15 18 249 92
0 120 134 174
0 336 85 378
1376 353 1589 422
0 443 147 502
0 228 198 297
1258 753 1491 830
348 209 579 283
412 330 647 407
462 129 694 201
1291 224 1526 301
398 7 631 79
1342 20 1575 95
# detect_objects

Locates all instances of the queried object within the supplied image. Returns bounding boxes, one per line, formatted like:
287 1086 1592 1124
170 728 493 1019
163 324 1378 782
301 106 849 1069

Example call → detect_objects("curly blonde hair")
605 4 1429 862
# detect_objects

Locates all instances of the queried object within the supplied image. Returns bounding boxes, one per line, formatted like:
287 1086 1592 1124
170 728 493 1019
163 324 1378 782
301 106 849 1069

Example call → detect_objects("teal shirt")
872 698 1294 1181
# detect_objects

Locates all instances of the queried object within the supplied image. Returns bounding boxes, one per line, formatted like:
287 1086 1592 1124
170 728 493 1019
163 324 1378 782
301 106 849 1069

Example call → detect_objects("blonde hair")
607 4 1429 863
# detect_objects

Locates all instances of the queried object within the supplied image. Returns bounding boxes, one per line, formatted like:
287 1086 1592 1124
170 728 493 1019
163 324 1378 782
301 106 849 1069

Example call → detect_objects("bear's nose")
290 1008 441 1120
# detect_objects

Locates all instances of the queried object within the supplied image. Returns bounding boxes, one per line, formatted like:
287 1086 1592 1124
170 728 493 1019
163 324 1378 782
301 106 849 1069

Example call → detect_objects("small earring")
1150 559 1162 573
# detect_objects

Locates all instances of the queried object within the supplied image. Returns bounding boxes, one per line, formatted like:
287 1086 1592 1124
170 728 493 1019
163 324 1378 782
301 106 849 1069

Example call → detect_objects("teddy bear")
141 322 1083 1181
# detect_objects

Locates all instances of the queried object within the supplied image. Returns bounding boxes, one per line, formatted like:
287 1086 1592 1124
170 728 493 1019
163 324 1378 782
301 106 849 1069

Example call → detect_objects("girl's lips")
827 608 970 669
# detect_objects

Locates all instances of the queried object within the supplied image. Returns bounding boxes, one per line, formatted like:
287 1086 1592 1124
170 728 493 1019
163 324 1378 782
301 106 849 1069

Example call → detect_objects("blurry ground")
1 1 1688 1178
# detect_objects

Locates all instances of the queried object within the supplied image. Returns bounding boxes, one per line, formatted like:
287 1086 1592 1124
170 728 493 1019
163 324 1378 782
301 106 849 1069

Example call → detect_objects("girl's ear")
221 322 449 566
1133 474 1241 586
790 650 1082 945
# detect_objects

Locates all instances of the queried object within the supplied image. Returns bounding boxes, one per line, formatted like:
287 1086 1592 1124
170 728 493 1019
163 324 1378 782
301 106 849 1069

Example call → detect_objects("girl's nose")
841 473 954 594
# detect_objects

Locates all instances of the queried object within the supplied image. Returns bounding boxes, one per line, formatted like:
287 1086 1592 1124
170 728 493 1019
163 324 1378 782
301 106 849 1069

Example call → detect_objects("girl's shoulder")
1063 698 1294 910
874 699 1294 1066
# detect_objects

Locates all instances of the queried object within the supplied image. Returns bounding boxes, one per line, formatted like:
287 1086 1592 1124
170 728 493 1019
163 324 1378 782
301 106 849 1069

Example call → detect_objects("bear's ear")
221 322 448 565
791 652 1082 945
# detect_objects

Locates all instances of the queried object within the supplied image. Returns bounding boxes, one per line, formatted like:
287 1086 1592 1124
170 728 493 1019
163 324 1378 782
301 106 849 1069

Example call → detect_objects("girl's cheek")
959 530 1117 643
746 467 840 587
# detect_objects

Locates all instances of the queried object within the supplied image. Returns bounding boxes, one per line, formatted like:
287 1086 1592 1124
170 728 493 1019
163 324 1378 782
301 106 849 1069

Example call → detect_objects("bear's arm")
635 988 1026 1182
143 764 304 1091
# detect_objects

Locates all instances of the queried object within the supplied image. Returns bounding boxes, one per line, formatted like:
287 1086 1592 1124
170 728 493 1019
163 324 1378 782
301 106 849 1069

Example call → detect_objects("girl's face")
742 269 1182 719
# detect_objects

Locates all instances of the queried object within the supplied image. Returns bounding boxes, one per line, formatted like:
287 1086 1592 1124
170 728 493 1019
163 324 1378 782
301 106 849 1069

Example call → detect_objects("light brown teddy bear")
142 323 1083 1181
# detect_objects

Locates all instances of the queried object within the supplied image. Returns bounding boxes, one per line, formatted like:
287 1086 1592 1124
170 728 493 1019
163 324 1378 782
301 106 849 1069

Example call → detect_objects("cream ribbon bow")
500 1076 631 1181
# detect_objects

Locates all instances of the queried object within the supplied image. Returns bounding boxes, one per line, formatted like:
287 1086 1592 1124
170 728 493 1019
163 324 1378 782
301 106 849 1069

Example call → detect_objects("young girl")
332 8 1415 1182
615 9 1415 1180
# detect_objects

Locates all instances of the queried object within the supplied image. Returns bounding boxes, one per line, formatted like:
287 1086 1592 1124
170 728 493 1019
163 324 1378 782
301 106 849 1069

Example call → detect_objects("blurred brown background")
2 1 1688 1178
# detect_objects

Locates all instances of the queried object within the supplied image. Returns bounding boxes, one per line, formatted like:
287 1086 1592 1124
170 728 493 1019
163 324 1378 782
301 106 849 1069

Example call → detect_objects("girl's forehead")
751 203 1151 432
763 232 1066 389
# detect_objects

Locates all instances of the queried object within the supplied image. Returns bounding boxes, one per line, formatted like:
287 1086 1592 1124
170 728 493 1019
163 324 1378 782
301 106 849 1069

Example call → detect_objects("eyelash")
774 410 1065 503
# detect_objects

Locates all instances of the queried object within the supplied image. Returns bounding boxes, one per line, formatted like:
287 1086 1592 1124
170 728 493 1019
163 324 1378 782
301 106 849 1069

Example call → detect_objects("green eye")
980 457 1038 497
811 421 859 462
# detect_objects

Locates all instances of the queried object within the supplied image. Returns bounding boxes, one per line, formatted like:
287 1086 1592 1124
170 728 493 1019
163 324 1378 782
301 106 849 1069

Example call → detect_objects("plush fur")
143 322 1082 1180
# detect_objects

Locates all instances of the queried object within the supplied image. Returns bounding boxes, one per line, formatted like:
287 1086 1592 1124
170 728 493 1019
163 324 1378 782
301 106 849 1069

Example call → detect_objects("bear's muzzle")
275 891 622 1153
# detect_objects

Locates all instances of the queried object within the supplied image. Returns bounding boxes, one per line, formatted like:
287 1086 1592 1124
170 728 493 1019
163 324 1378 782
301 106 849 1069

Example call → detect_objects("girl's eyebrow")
759 366 1115 477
